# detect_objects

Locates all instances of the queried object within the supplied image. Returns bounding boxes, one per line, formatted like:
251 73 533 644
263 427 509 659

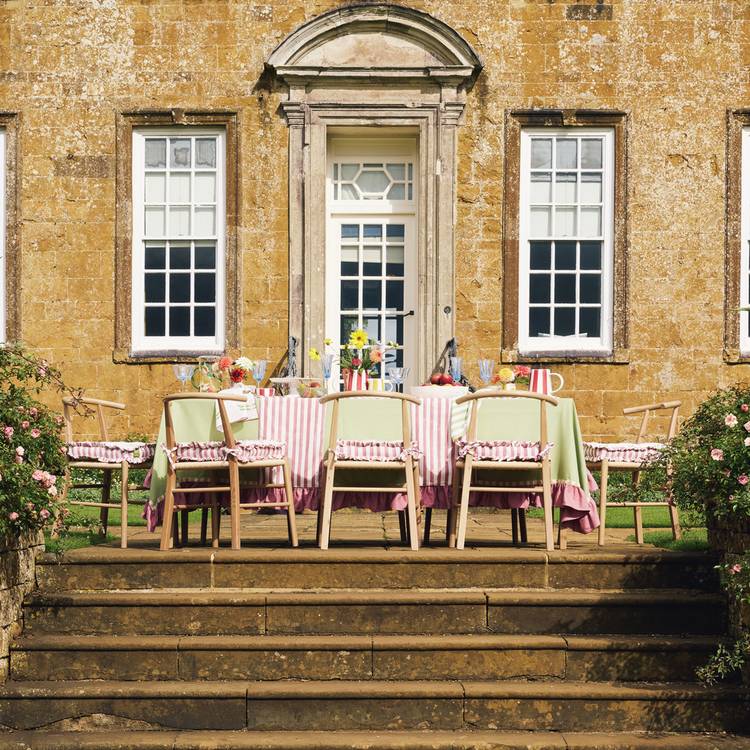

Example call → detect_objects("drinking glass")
322 354 334 392
388 366 409 393
478 358 495 387
172 364 195 392
449 356 463 383
252 359 268 385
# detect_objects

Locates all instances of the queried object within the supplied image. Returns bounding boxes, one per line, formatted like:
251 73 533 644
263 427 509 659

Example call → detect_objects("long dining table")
145 394 600 535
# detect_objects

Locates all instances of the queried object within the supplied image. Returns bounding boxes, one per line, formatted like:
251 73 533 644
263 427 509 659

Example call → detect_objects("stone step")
24 588 726 636
0 730 749 750
35 548 719 591
0 680 747 733
10 633 721 683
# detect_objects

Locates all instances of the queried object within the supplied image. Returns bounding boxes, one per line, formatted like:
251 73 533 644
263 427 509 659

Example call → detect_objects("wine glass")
388 366 409 393
449 356 463 383
478 358 495 387
322 354 334 392
172 364 195 392
252 359 268 386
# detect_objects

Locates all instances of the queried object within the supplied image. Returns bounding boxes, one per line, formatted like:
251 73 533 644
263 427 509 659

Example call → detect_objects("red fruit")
430 373 442 385
438 374 454 385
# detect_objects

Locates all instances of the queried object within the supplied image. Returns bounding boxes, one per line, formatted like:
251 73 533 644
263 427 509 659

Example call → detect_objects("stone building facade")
0 0 747 439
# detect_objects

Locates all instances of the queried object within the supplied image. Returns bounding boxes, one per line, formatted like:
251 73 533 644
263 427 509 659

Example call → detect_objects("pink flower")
3 426 13 439
745 437 750 447
725 414 738 427
744 421 750 432
55 416 64 426
47 486 57 497
29 407 38 418
39 508 50 520
730 563 743 574
742 404 749 413
14 455 22 464
739 475 749 485
30 428 41 438
32 469 44 482
15 446 24 455
711 448 724 461
20 420 29 429
8 512 18 521
38 367 46 377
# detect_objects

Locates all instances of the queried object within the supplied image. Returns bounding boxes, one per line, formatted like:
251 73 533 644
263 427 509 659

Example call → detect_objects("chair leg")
319 459 336 550
541 458 554 552
448 465 460 548
511 508 519 546
282 460 299 548
229 459 241 550
669 503 681 541
519 510 528 544
200 508 208 546
456 457 473 550
180 510 189 547
423 508 432 546
160 468 177 551
211 498 220 548
598 461 608 547
100 469 112 536
119 462 129 550
398 511 407 543
631 470 644 544
404 457 420 551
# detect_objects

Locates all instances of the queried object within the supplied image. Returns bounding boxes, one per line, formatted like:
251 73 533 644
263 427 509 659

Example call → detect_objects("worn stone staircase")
1 546 749 749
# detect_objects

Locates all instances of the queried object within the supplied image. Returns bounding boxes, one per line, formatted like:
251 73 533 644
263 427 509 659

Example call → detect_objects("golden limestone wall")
0 0 746 439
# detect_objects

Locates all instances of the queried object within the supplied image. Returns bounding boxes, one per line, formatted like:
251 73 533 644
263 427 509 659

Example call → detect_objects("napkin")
214 386 258 432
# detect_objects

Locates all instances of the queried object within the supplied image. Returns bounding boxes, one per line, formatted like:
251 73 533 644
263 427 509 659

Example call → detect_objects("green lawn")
526 504 677 528
629 528 709 552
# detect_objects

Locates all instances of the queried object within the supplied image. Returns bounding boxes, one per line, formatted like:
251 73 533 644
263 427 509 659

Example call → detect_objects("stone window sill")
501 348 630 365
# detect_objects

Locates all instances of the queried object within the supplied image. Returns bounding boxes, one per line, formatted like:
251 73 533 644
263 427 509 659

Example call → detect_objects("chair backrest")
623 400 681 444
455 390 559 446
319 392 422 450
62 396 126 442
162 392 249 450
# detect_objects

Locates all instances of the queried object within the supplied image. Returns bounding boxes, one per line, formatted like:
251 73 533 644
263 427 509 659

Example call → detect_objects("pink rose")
55 416 64 426
742 404 749 413
725 414 738 427
14 455 22 464
32 469 44 482
47 486 57 497
39 508 50 520
15 446 24 455
711 448 724 461
739 475 749 485
3 426 13 439
745 437 750 447
20 420 29 429
744 421 750 432
8 512 18 521
730 563 743 574
38 367 46 377
29 407 38 418
30 428 41 438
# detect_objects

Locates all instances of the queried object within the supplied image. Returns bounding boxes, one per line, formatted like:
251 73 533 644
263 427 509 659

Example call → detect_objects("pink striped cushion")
167 440 286 464
66 441 155 465
584 441 664 464
230 440 286 463
171 441 225 463
335 440 422 462
456 440 553 462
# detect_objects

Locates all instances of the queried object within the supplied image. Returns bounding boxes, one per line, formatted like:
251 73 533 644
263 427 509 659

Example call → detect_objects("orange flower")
370 349 383 363
218 356 233 370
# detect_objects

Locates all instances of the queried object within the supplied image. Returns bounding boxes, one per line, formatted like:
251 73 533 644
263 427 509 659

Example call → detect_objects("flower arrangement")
219 356 255 385
491 365 530 388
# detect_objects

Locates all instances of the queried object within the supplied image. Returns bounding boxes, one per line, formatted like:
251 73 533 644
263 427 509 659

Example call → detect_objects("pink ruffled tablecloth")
146 395 599 535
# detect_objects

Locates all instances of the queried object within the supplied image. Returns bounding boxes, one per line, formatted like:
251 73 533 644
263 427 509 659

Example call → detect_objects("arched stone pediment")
267 4 482 88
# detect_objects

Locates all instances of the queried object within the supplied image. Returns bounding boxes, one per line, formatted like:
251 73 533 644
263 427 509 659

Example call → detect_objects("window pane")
170 274 191 303
341 246 358 276
362 280 381 310
529 274 550 303
195 244 216 269
581 139 602 169
580 173 602 203
555 241 576 270
145 245 166 269
195 173 216 203
555 207 576 236
194 306 216 336
363 316 380 341
169 245 190 269
195 138 216 168
341 164 358 180
529 241 551 269
363 224 382 239
554 307 575 336
580 207 601 237
387 184 405 200
194 207 216 235
387 164 405 180
144 207 165 236
145 173 166 203
555 173 576 203
386 224 405 239
145 139 166 168
340 315 358 343
341 224 359 239
579 307 601 338
170 139 191 168
169 173 190 203
386 245 404 276
341 184 358 200
169 306 190 336
363 245 381 276
169 206 190 236
531 139 552 169
144 306 165 336
195 273 216 303
554 274 576 303
529 307 550 337
556 139 577 169
530 207 551 236
580 241 601 269
386 280 404 311
341 281 358 310
580 274 601 304
144 273 165 303
356 170 390 194
530 172 551 203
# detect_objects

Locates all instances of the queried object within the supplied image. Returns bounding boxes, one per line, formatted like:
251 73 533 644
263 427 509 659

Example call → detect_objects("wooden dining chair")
448 391 559 552
584 400 681 546
160 392 298 551
60 396 155 549
317 392 422 551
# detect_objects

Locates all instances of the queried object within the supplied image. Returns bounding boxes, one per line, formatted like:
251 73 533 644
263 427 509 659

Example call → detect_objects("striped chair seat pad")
335 440 422 462
167 440 286 463
66 441 155 465
583 441 665 464
457 440 553 462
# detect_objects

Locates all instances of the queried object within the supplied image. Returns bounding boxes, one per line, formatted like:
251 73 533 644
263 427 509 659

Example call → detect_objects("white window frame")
0 128 5 344
518 127 615 355
131 127 226 354
740 127 750 355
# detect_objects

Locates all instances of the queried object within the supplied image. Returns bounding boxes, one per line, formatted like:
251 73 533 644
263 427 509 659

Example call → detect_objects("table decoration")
309 339 335 392
340 328 382 391
191 356 225 392
227 356 255 387
529 368 564 395
478 358 495 387
449 356 463 383
172 364 195 391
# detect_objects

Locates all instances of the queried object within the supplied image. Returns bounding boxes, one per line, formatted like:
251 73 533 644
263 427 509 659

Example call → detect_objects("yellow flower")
497 367 515 383
308 347 321 361
348 328 369 349
324 337 333 346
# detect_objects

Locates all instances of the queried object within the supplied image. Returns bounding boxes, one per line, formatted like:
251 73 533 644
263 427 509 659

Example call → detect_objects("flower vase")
504 382 516 391
343 369 369 391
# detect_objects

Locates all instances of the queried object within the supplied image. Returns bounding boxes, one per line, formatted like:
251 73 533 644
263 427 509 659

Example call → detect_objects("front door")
326 136 418 387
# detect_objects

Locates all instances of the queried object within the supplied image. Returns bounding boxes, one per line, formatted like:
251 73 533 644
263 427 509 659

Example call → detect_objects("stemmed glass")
449 356 463 383
252 359 268 387
322 354 334 392
388 366 409 393
172 364 195 392
478 358 495 388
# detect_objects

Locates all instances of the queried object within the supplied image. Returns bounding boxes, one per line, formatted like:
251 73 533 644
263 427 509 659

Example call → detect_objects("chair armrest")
62 396 126 410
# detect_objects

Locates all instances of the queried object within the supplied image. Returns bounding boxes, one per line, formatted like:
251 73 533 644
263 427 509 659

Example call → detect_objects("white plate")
409 385 470 400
